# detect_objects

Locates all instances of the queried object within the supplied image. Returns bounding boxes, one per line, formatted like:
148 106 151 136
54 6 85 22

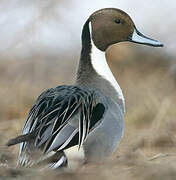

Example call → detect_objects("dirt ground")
0 44 176 180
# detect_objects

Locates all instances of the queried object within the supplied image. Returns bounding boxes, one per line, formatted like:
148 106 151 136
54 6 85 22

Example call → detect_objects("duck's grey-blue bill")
129 27 163 47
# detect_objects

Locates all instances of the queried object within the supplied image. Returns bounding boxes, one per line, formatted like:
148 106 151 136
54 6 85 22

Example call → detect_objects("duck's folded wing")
8 85 106 154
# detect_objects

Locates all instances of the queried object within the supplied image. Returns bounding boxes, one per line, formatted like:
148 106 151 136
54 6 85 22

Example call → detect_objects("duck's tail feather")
7 130 38 146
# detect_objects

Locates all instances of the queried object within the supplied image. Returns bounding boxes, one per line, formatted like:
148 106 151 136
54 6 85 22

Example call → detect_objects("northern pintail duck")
8 8 163 168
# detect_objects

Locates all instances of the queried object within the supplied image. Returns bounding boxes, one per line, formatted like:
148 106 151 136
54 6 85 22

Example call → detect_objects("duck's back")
14 85 124 167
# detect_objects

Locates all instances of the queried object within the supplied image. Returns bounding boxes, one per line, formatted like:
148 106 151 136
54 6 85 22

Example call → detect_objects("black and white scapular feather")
7 86 107 167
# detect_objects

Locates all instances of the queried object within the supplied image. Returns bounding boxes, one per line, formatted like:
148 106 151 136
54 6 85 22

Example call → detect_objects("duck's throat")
77 20 125 111
89 23 125 107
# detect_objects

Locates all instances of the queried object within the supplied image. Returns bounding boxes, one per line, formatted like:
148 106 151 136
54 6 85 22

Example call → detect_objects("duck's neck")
76 20 125 111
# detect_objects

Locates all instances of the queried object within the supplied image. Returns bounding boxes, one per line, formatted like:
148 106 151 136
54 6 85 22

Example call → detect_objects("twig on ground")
148 153 176 161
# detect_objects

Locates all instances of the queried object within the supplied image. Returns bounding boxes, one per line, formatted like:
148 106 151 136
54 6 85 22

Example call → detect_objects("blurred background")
0 0 176 179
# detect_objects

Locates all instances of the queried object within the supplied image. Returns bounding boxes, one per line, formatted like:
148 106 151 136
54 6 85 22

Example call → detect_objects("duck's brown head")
89 8 163 51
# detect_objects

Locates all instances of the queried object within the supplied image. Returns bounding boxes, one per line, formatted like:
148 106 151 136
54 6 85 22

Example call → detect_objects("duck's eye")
115 19 121 24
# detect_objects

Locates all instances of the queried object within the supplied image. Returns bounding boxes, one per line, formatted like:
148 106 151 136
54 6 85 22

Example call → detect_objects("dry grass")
0 44 176 179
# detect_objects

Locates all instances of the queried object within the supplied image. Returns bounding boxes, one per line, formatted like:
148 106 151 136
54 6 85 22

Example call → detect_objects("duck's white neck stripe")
89 22 125 108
